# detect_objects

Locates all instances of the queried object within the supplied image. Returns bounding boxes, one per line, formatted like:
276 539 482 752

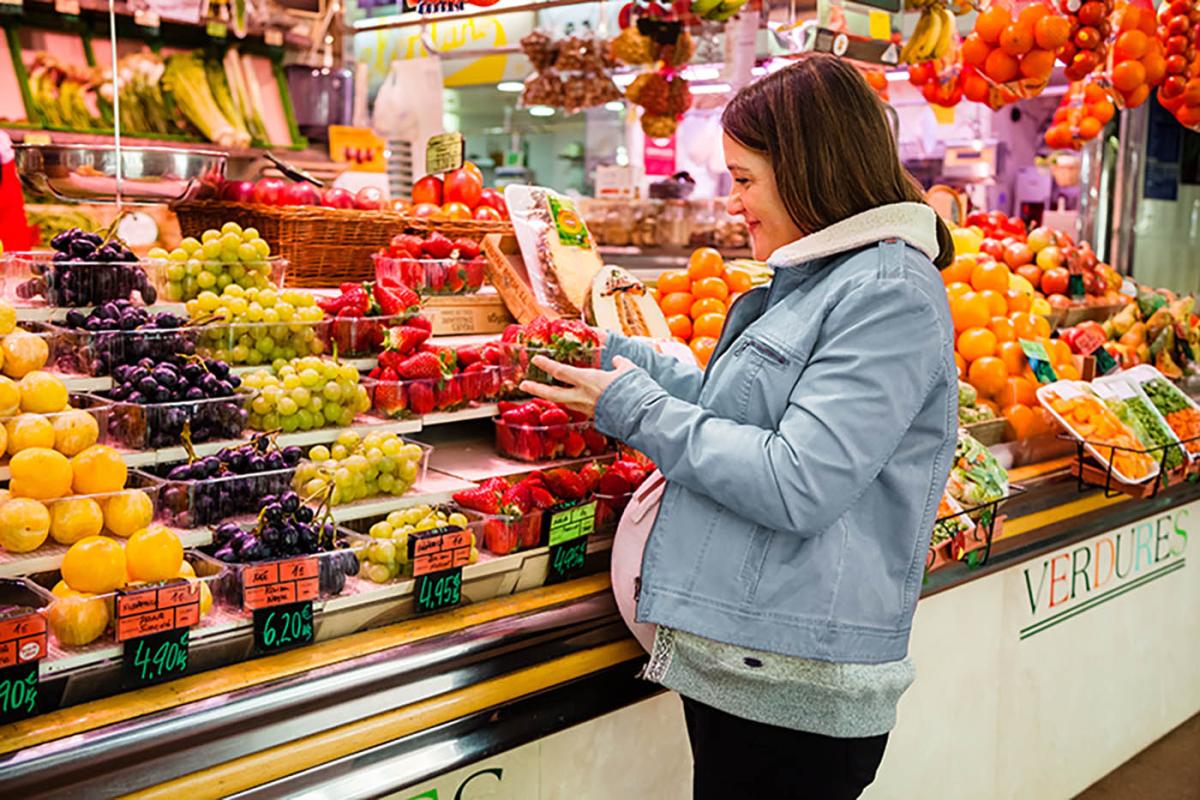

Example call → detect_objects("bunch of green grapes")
359 505 478 583
151 222 276 302
292 430 424 506
187 285 326 366
242 356 368 433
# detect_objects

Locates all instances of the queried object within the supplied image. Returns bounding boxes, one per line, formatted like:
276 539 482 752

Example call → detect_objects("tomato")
251 178 286 206
412 203 445 220
473 205 502 221
412 175 444 206
461 161 484 184
281 181 320 206
478 188 508 218
441 201 473 221
1016 264 1043 290
1041 267 1069 295
444 168 483 209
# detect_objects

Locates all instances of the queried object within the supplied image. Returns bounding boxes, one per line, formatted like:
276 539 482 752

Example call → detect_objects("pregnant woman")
521 53 958 799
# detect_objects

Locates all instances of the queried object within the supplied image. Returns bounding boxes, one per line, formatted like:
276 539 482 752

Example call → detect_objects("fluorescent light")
690 83 731 94
605 101 625 112
886 71 910 83
528 105 555 117
682 65 721 81
613 73 637 87
497 81 525 92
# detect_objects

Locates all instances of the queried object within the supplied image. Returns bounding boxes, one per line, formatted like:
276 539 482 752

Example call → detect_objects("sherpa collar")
767 202 940 268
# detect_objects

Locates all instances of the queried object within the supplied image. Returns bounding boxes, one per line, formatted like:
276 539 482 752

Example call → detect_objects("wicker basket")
404 218 513 240
173 202 415 288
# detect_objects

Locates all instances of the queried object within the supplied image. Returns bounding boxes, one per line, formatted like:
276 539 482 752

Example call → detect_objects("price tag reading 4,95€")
411 526 471 614
254 601 314 654
0 610 47 723
544 500 597 585
116 581 200 689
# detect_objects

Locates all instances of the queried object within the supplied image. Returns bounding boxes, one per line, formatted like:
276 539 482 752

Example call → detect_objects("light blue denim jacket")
594 203 958 665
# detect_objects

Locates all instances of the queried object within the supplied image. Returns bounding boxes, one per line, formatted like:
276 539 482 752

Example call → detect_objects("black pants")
682 696 889 800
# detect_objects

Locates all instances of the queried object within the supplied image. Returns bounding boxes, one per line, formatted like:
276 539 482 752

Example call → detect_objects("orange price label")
0 612 48 668
409 526 471 578
242 556 319 610
115 581 201 643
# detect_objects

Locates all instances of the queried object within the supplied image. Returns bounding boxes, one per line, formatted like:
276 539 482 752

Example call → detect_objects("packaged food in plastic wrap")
1155 0 1200 130
1056 0 1115 81
1045 79 1116 149
505 185 603 316
1095 0 1164 109
963 0 1071 106
932 491 974 546
947 429 1010 507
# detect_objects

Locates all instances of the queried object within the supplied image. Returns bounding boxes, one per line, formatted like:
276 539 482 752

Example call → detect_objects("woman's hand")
519 354 637 417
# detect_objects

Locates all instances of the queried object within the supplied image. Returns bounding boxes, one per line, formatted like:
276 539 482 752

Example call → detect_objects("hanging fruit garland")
1156 0 1200 129
519 30 624 113
962 1 1068 109
1097 0 1164 110
1045 79 1116 148
612 9 695 137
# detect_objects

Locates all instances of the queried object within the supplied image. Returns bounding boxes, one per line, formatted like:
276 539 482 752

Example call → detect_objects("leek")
162 52 250 148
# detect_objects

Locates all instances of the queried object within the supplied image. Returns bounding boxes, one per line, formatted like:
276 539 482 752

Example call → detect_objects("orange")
61 534 126 593
71 445 127 495
1050 339 1073 366
667 314 693 340
1032 407 1059 436
946 281 973 300
125 525 184 583
962 34 991 68
958 327 998 362
1006 290 1031 313
971 260 1011 293
1112 60 1146 93
657 270 691 295
1034 14 1071 50
1114 30 1148 61
998 376 1037 407
985 49 1020 83
1000 25 1034 56
660 292 694 318
690 296 726 319
693 312 726 340
1012 312 1041 341
979 289 1008 317
9 448 73 500
1017 3 1051 31
1034 314 1052 338
990 316 1016 342
1003 403 1038 439
1078 116 1103 139
1090 99 1115 124
969 356 1009 397
723 268 752 293
690 337 717 367
976 5 1013 44
998 340 1027 375
1020 49 1056 80
692 276 730 302
943 255 977 285
1057 362 1081 381
951 292 991 332
955 351 966 378
978 398 1001 416
687 248 724 281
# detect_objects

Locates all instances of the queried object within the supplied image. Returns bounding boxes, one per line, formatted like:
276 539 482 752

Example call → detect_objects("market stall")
1 0 1200 796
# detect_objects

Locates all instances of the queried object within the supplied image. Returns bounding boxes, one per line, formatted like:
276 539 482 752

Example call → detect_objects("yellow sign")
328 126 387 173
425 132 464 174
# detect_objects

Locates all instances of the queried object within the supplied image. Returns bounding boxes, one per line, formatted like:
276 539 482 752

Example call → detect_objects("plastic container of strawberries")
494 417 610 462
362 364 502 419
372 254 487 296
317 312 416 358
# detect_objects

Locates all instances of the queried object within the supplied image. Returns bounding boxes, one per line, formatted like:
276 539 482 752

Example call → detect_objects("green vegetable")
958 380 978 409
947 431 1008 508
1106 396 1183 471
205 57 248 140
1142 377 1190 415
162 52 250 148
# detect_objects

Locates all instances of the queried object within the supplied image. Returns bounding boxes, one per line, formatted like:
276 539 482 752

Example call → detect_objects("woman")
522 54 957 798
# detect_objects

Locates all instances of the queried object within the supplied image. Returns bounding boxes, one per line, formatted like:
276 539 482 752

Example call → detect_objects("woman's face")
723 133 804 261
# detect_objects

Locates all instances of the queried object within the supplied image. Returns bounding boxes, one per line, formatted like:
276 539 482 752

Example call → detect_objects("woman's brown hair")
721 53 954 269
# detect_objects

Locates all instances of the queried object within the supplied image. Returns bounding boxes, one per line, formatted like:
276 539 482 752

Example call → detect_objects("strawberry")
378 350 406 373
483 520 519 554
407 314 433 333
408 381 436 415
495 416 518 454
518 516 543 548
446 264 466 294
367 366 382 380
528 484 557 509
545 468 587 500
583 428 609 454
454 485 501 514
422 231 455 259
579 461 606 493
463 255 486 291
502 402 542 426
539 406 570 426
598 470 632 496
501 324 523 343
457 345 482 367
388 234 425 257
502 482 534 513
481 476 510 494
435 374 463 410
374 368 406 416
611 459 649 488
397 351 444 380
453 237 481 259
388 325 430 355
524 316 553 345
481 343 501 364
498 400 522 414
563 431 586 458
515 428 544 461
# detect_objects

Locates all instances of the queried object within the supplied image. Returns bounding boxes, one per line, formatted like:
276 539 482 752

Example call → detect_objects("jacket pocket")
738 524 775 603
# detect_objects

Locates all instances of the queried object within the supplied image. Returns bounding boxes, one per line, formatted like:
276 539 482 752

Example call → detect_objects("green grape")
310 445 330 461
277 397 298 416
220 221 243 236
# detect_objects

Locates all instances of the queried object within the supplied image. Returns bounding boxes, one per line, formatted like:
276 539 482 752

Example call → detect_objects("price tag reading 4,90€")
116 581 200 689
123 629 189 688
0 610 47 723
411 526 471 614
544 500 597 585
254 601 314 654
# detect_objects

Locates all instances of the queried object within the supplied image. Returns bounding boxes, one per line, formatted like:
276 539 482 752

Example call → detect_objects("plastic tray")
152 257 286 303
0 326 60 375
194 318 329 366
296 438 432 507
195 527 368 612
319 312 415 358
494 417 611 462
372 253 486 296
450 506 545 556
1122 364 1200 458
42 320 204 377
1036 380 1160 485
0 392 113 454
361 366 502 419
1092 373 1189 466
141 464 298 529
84 389 253 450
497 342 601 394
343 504 483 583
3 252 165 308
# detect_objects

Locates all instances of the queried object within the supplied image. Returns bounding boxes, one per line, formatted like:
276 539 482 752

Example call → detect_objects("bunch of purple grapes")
104 357 248 448
208 491 360 600
158 436 304 527
17 228 158 307
54 300 197 376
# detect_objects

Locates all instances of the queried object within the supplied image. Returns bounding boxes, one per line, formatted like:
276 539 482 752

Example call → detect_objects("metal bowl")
14 144 227 204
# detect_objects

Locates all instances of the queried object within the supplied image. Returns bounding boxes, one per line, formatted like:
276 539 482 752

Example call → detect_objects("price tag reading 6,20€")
544 500 597 585
254 601 314 654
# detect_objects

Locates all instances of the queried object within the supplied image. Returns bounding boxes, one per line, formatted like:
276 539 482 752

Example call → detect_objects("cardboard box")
423 293 515 335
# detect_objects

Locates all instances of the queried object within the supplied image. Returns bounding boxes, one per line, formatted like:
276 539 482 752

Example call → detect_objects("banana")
930 7 955 60
902 9 934 63
691 0 722 17
910 8 944 63
708 0 747 21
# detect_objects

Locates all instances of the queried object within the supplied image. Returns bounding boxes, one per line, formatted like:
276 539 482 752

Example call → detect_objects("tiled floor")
1075 714 1200 799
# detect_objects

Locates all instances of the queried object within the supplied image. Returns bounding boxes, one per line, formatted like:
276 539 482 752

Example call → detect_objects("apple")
281 181 321 206
478 188 508 218
412 175 444 206
443 168 483 209
1042 267 1070 295
220 180 255 203
1027 226 1055 252
1036 246 1064 271
1003 242 1034 268
322 187 356 209
251 178 287 206
442 201 473 221
966 211 989 228
473 205 502 221
1016 264 1043 290
355 186 384 210
412 202 445 220
460 161 484 185
981 239 1006 260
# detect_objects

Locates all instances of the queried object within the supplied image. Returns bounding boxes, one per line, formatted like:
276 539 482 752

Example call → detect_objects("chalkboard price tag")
543 500 595 584
426 132 465 175
1068 272 1086 300
253 600 314 654
123 628 189 689
414 568 462 614
0 662 40 723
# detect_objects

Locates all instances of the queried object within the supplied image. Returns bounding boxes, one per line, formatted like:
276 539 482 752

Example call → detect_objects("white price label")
1053 382 1084 399
55 0 80 14
134 9 160 27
